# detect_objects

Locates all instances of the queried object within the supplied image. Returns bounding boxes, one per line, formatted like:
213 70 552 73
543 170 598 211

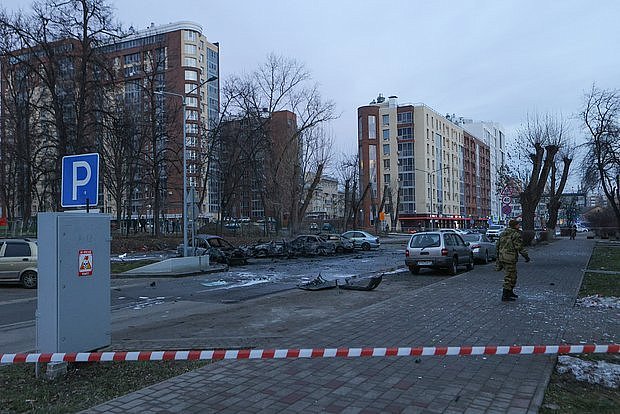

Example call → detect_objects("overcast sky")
5 0 619 158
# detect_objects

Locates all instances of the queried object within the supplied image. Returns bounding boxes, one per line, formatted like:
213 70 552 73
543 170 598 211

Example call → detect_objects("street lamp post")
156 75 217 256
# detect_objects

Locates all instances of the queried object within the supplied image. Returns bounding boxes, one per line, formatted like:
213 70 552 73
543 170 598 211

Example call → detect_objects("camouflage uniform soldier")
496 219 530 301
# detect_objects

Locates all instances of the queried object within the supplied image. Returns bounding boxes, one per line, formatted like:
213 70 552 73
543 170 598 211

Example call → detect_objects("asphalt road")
0 238 409 335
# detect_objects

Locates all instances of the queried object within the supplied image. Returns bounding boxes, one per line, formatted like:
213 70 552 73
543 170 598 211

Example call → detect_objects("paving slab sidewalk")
84 236 618 413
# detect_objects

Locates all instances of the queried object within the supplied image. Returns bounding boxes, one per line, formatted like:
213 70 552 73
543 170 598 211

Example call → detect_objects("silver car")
405 231 474 275
462 233 497 264
341 231 380 251
0 238 38 288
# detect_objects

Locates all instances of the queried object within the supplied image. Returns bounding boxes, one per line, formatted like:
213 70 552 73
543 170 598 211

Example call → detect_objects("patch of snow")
201 280 228 288
556 355 620 388
576 295 620 309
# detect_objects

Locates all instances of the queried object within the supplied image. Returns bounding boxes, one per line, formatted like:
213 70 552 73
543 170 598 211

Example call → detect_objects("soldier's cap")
508 219 521 228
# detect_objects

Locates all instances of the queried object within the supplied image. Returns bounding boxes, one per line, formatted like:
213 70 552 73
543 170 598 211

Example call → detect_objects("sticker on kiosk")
79 249 94 276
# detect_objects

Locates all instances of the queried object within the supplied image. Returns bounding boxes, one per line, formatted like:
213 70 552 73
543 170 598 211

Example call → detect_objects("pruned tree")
546 143 574 233
513 113 563 243
580 85 620 232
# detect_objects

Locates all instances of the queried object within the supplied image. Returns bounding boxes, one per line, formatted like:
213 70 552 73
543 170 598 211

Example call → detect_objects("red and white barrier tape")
1 344 618 365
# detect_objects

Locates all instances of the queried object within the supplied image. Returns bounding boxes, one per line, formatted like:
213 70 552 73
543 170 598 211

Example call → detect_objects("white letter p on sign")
72 161 91 200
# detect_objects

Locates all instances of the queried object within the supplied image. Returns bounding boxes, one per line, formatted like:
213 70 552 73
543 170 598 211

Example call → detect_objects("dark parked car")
405 231 474 275
253 239 288 258
462 233 497 264
289 235 336 256
177 234 248 265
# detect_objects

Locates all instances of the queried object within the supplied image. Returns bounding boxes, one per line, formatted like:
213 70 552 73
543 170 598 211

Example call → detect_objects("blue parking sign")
61 153 99 208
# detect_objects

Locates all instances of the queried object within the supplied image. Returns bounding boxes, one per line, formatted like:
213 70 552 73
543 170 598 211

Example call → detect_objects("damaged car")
177 234 248 265
288 234 336 256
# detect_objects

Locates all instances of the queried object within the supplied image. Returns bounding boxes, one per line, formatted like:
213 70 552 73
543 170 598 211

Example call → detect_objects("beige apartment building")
358 94 487 231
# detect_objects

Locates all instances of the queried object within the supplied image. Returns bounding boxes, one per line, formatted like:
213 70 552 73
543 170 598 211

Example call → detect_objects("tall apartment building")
100 21 220 220
462 130 491 220
358 94 490 231
459 120 505 222
0 21 219 223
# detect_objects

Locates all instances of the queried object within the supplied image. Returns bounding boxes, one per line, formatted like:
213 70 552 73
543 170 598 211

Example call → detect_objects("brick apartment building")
357 94 497 231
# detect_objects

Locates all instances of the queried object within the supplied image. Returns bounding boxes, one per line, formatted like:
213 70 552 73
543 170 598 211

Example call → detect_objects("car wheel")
483 250 489 264
466 255 474 271
449 258 458 275
361 242 371 251
409 265 420 275
336 246 344 253
21 271 37 289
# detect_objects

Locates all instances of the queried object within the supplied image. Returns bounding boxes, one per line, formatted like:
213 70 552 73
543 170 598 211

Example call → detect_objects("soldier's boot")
509 289 518 298
502 289 515 302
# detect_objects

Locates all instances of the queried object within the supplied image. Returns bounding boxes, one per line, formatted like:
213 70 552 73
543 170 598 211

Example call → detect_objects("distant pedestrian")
495 219 530 302
139 216 146 232
570 225 577 240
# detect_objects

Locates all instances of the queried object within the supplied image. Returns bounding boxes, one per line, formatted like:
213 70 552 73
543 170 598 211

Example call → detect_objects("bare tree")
336 152 364 231
296 126 334 229
0 0 122 211
100 96 143 233
513 113 562 243
580 85 620 232
224 54 337 233
545 144 574 233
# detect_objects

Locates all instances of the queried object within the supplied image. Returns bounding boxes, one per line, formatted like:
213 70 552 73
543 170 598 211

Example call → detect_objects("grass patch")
579 245 620 297
587 246 620 272
110 260 157 274
579 272 620 297
540 354 620 414
0 360 208 413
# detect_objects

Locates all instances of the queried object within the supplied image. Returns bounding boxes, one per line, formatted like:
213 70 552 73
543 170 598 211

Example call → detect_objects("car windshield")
463 234 481 242
489 225 503 230
410 234 440 248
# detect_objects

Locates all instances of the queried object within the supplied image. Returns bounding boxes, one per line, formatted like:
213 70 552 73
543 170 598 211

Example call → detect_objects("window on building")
368 116 376 139
185 83 198 94
383 129 390 140
124 52 140 65
383 159 390 169
185 124 199 134
184 57 197 67
397 127 413 140
185 44 197 54
185 70 198 81
186 97 198 107
383 144 390 155
397 111 412 124
186 109 199 121
358 117 363 140
382 114 389 125
384 174 391 184
185 30 197 41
